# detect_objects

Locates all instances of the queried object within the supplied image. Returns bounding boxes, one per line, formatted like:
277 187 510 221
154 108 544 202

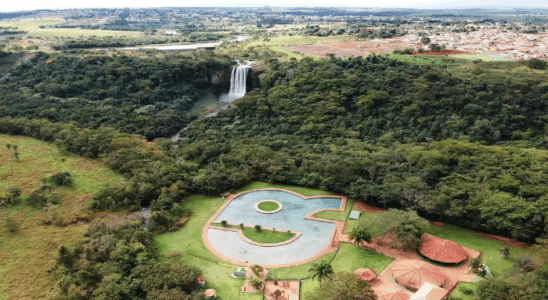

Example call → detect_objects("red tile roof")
391 260 446 291
354 268 376 281
419 233 468 264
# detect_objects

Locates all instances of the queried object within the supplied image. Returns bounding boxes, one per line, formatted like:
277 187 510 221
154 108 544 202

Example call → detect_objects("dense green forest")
2 55 548 243
0 52 233 139
2 51 548 300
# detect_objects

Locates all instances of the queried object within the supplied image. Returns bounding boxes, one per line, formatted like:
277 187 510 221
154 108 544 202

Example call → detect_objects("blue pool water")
207 190 342 266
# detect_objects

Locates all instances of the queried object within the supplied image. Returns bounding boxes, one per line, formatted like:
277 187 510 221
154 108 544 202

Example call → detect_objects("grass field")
210 223 296 244
242 228 294 244
257 200 279 211
0 17 142 39
450 53 513 61
0 134 123 300
425 225 524 277
347 208 525 277
450 282 478 300
155 195 227 263
233 181 332 197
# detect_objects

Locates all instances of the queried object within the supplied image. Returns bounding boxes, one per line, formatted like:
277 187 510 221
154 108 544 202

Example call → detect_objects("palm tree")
309 261 334 285
348 227 372 246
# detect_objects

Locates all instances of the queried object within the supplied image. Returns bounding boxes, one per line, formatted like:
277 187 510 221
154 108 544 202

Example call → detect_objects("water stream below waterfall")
170 63 252 142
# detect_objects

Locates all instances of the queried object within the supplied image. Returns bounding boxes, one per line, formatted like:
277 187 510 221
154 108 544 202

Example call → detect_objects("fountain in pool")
170 62 252 141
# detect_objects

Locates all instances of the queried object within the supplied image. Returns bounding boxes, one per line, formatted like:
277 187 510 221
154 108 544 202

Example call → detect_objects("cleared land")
286 38 408 58
0 134 123 300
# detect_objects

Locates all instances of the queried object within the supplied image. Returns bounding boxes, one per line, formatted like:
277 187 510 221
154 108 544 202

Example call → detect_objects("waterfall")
228 65 250 98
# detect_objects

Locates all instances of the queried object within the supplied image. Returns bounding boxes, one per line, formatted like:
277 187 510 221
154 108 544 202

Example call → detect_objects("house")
409 282 447 300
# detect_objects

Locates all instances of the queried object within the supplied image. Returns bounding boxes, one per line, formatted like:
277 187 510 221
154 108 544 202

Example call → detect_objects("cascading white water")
171 62 252 141
228 65 250 98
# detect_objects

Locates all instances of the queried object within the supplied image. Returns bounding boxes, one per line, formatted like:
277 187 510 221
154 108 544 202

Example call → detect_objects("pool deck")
202 188 348 268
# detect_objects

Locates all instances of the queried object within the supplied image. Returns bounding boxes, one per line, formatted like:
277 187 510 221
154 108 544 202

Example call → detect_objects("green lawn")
179 256 261 300
344 208 380 235
300 244 394 300
331 243 394 274
242 228 294 244
450 53 513 61
154 195 227 263
425 225 524 277
449 282 478 300
257 201 280 212
269 251 337 280
210 223 295 244
233 182 332 197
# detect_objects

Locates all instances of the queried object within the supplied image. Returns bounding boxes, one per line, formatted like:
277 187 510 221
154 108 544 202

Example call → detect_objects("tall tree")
307 272 377 300
348 227 372 245
309 261 334 285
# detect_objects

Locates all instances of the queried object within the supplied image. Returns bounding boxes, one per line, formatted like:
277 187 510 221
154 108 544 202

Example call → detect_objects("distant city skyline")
1 0 548 13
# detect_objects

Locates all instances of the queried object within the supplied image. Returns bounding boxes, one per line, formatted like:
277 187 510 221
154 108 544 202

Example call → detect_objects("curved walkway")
202 188 347 268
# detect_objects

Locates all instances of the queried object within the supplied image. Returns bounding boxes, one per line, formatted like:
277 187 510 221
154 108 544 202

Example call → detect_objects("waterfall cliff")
228 65 250 99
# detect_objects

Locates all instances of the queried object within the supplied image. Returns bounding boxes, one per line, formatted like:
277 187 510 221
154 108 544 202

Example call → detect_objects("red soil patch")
286 38 408 58
429 221 445 227
410 50 467 55
353 201 386 213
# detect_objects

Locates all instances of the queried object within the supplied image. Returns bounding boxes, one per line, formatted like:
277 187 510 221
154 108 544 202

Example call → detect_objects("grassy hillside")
0 134 123 300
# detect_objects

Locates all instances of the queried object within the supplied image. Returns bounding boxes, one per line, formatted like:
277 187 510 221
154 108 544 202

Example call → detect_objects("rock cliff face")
202 64 264 93
210 67 232 86
248 65 265 91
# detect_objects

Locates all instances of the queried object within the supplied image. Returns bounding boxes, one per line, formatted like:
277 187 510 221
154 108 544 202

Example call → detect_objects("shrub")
221 220 228 226
3 213 19 233
50 172 72 186
249 277 263 290
513 257 536 273
255 225 262 231
251 264 264 277
459 285 474 295
148 211 176 233
240 223 244 229
27 190 49 206
527 59 547 70
499 247 510 259
5 188 21 204
470 257 482 270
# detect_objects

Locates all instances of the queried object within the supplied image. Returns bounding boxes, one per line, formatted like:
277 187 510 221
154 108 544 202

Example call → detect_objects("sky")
1 0 547 13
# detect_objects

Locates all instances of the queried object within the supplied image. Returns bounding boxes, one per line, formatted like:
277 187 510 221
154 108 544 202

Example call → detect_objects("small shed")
349 210 361 220
232 267 247 279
